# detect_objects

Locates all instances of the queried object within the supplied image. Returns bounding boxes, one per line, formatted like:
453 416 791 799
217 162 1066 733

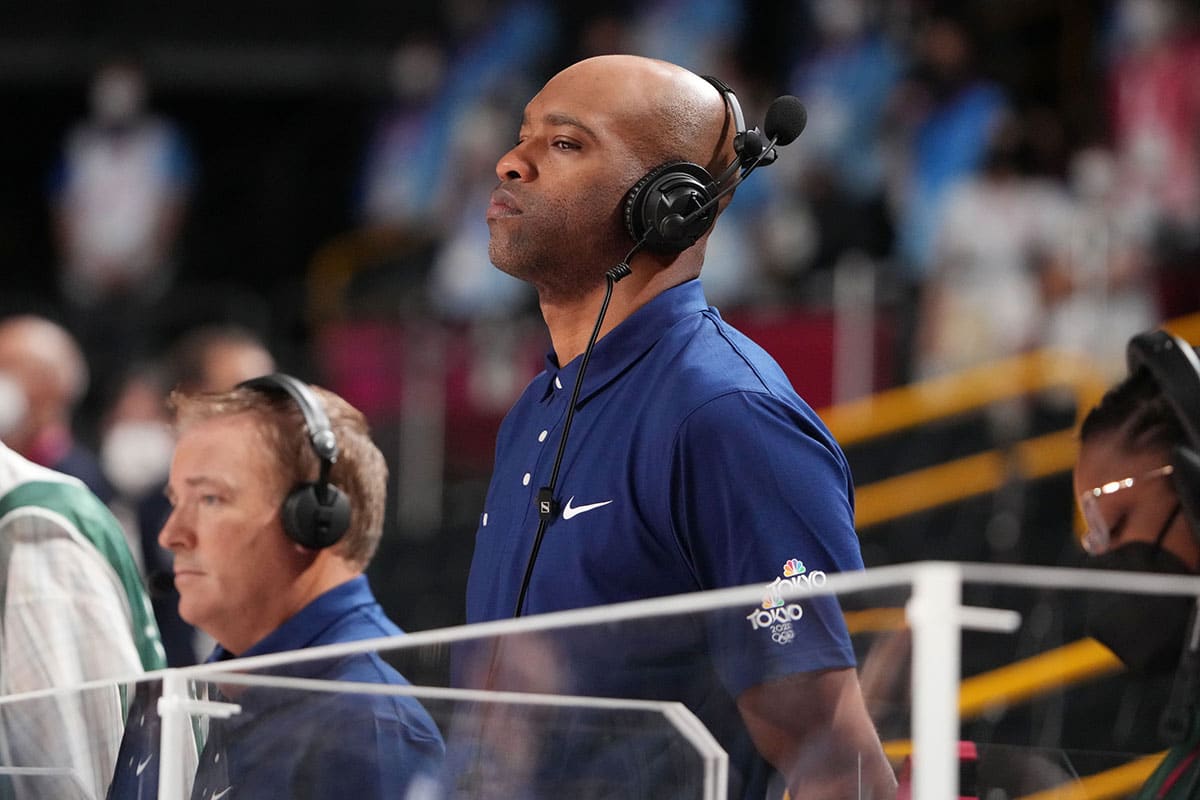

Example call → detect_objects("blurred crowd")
2 0 1200 653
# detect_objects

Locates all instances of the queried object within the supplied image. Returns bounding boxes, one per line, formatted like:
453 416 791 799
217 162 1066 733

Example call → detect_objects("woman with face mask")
1075 328 1200 798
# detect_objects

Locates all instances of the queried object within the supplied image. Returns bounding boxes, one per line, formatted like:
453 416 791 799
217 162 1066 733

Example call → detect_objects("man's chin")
488 248 533 285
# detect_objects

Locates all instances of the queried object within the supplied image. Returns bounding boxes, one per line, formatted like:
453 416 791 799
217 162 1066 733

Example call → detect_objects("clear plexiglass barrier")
0 561 1197 799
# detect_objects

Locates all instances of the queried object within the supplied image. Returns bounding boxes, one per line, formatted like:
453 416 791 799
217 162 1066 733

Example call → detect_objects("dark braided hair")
1080 366 1186 455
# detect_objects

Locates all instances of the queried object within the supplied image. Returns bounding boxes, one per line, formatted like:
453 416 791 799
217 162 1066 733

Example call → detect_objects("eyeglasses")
1078 464 1175 555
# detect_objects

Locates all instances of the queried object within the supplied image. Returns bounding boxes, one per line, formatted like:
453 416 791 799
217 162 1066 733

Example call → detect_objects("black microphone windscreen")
764 96 807 146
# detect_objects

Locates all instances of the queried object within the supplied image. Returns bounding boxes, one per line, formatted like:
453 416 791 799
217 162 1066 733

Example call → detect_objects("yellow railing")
822 350 1106 530
846 610 1124 721
820 313 1200 529
860 622 1149 796
1020 753 1165 800
824 317 1200 799
822 350 1107 448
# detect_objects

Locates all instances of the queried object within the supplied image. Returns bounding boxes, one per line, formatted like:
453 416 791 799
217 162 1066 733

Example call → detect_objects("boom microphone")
764 95 807 146
656 95 808 244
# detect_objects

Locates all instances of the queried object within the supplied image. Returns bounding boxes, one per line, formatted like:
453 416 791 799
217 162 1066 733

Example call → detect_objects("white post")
157 672 187 800
156 675 240 800
907 562 963 800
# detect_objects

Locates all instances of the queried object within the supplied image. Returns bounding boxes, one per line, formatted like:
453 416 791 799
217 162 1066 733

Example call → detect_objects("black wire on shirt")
512 254 635 618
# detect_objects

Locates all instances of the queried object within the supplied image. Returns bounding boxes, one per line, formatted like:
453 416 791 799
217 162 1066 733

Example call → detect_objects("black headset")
236 373 353 549
1128 330 1200 746
1127 329 1200 540
622 75 766 254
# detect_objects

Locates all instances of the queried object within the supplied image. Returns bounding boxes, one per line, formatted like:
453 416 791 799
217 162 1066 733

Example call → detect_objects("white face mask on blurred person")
101 421 175 499
0 371 28 441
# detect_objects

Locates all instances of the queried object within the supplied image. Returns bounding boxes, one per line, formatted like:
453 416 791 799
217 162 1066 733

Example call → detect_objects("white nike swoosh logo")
135 755 153 776
211 788 232 800
561 497 613 520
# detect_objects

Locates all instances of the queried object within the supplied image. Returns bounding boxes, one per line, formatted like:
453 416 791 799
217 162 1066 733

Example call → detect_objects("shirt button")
538 430 548 442
522 473 531 486
555 377 563 390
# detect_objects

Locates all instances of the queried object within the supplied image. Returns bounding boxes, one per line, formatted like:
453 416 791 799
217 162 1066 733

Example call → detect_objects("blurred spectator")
50 56 193 307
886 11 1010 381
913 115 1073 379
100 362 175 553
427 97 536 321
355 35 451 234
360 3 556 236
315 1 558 327
890 12 1010 282
47 55 195 410
1105 0 1200 316
0 314 112 503
1107 0 1200 243
1040 146 1161 380
165 322 278 396
758 0 902 302
788 0 904 208
100 323 275 666
623 0 745 75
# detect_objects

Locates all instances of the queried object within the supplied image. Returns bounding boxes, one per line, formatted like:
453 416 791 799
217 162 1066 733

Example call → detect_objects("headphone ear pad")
281 483 352 549
1172 446 1200 543
623 161 716 253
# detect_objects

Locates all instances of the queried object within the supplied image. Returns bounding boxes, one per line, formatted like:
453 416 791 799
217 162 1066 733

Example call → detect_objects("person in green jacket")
0 437 164 798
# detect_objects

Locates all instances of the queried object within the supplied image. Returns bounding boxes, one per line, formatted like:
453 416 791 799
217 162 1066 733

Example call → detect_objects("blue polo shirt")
464 279 863 799
109 576 444 800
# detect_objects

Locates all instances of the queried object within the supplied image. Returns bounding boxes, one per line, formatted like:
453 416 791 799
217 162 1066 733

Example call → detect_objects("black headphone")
1127 329 1200 540
622 75 767 254
236 373 353 549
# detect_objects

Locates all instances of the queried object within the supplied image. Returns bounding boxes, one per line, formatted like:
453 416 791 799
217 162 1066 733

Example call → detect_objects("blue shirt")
463 279 863 799
108 576 444 800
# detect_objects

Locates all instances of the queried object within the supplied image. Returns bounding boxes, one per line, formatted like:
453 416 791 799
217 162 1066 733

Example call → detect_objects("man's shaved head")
553 55 734 176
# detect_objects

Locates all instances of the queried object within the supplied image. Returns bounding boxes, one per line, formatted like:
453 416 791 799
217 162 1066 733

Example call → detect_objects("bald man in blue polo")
463 54 894 800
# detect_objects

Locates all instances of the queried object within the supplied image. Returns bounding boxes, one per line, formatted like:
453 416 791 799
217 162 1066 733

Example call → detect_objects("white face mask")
0 371 28 440
101 421 175 498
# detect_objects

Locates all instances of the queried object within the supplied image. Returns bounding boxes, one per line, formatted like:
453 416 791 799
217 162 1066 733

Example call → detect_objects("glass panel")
13 565 1196 798
184 573 917 800
949 563 1200 799
0 680 137 799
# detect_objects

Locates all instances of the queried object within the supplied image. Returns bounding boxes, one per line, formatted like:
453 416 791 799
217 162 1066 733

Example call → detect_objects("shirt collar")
207 574 375 662
538 279 710 407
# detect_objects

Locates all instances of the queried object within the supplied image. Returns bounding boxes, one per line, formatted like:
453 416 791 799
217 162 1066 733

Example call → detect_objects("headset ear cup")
623 161 716 253
281 483 352 549
1173 446 1200 544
